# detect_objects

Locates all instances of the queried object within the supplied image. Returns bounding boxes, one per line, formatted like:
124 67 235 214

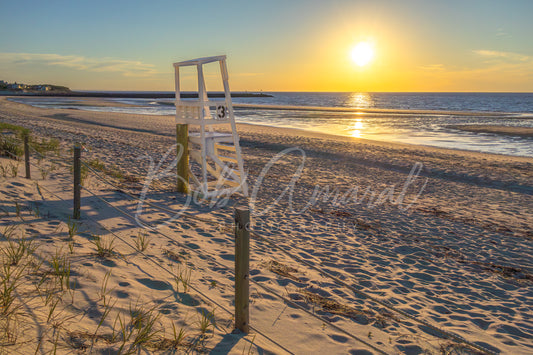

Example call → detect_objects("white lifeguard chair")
173 55 248 198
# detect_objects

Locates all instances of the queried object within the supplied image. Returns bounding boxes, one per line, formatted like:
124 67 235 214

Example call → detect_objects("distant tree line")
0 80 70 92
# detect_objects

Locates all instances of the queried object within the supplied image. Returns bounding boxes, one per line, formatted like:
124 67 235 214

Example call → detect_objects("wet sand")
449 124 533 137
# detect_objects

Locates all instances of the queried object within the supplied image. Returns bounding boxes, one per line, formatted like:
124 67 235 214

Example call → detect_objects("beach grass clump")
50 250 71 291
31 137 60 156
86 158 139 184
39 167 49 180
197 308 216 336
0 123 30 137
134 231 149 252
0 136 23 159
9 162 19 177
262 260 300 281
98 270 112 307
67 218 79 240
1 225 17 240
0 265 24 344
87 158 105 171
0 233 37 345
1 237 36 266
0 162 20 178
162 249 186 263
114 302 162 354
0 262 26 317
91 234 116 258
298 288 374 325
0 123 29 159
173 265 192 294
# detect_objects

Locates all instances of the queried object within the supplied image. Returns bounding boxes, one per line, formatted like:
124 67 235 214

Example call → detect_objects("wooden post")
24 135 30 179
234 206 250 333
176 124 189 193
73 144 81 220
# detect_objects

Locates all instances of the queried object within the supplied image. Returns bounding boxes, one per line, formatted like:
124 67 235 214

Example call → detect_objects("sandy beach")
1 96 532 354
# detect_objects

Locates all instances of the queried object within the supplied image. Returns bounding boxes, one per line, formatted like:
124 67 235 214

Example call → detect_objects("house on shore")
7 83 25 90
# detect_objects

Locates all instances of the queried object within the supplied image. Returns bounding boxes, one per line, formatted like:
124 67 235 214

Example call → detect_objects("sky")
1 0 532 92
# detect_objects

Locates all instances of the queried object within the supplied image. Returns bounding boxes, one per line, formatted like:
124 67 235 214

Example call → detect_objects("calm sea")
10 92 533 157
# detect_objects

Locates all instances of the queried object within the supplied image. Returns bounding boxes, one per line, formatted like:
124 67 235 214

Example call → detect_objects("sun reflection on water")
350 118 364 138
349 92 373 109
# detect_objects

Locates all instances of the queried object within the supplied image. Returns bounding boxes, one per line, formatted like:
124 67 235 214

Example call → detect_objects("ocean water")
9 92 533 157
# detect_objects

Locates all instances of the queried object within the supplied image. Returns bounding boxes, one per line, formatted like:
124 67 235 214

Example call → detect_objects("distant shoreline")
0 91 272 99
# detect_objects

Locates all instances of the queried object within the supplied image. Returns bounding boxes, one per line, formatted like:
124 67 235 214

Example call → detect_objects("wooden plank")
73 144 81 220
176 124 189 194
234 206 250 333
207 178 241 187
24 135 30 179
214 143 236 151
218 155 238 164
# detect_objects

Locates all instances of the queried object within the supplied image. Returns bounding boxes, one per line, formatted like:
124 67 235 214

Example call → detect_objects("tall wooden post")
73 144 81 219
234 206 250 333
176 124 189 194
24 135 30 179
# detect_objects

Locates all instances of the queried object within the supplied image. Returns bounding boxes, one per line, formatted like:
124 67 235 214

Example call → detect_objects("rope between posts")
80 185 232 268
28 145 71 169
1 146 70 180
81 157 491 354
3 136 386 351
80 161 224 227
35 182 294 354
79 184 385 353
249 229 494 355
21 146 492 354
35 182 234 320
249 273 388 354
1 149 21 160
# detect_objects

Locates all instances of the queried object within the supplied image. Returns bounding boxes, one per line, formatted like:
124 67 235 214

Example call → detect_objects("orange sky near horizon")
1 1 532 92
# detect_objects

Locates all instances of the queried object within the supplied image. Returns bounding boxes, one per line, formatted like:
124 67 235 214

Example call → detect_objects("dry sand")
1 96 532 354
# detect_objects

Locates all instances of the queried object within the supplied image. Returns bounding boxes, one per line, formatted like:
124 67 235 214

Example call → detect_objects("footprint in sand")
136 278 171 291
396 344 424 354
185 242 200 249
471 318 492 330
220 253 234 261
115 290 129 299
348 350 373 355
329 334 349 343
211 237 228 244
407 272 436 282
177 293 200 306
432 305 451 314
101 259 117 267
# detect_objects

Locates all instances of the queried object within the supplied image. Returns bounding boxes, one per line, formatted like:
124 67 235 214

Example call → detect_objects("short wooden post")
24 135 30 179
176 124 189 193
234 206 250 333
73 144 81 220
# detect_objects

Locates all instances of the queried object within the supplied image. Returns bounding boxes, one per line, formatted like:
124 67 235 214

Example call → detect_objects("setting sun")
351 42 374 67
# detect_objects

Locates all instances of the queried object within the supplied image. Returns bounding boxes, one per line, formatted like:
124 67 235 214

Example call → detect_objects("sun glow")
351 42 374 67
350 118 364 138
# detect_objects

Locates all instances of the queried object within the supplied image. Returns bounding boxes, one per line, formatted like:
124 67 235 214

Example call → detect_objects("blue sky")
1 0 532 91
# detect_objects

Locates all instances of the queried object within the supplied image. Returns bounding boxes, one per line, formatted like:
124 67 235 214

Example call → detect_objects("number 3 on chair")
216 105 227 119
